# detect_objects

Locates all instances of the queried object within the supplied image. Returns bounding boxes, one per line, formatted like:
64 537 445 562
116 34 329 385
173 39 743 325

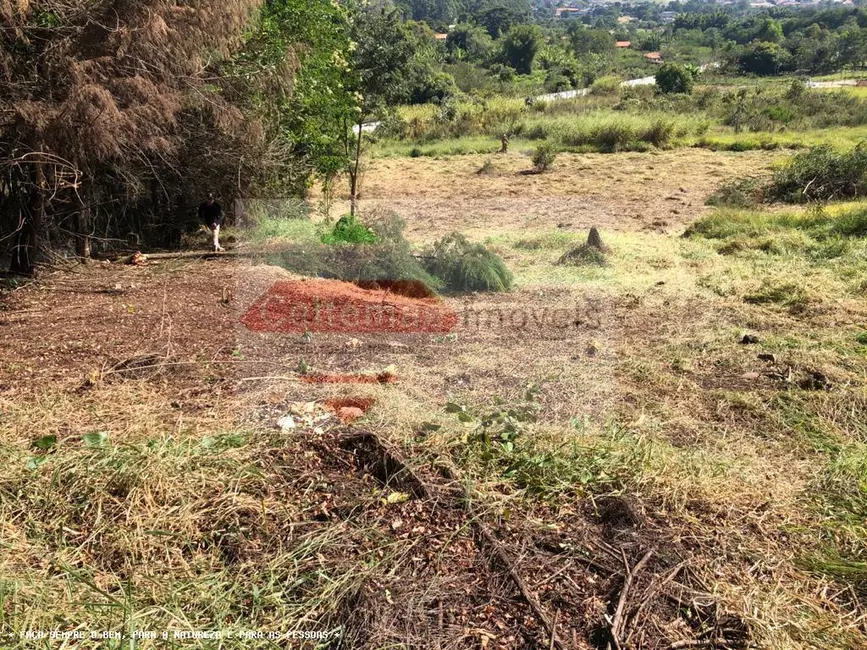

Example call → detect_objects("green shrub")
640 119 675 147
321 214 378 245
590 122 635 153
422 232 513 293
655 63 694 95
767 144 867 204
590 75 622 96
273 213 441 291
532 142 558 171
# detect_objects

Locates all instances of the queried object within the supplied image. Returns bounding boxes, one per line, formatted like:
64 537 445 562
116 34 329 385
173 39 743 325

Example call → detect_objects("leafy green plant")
422 232 513 293
590 75 622 96
321 214 378 245
446 392 648 497
655 63 695 95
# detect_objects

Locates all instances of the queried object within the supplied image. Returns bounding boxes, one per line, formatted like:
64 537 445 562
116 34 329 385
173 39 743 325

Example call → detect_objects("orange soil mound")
241 279 457 334
354 279 437 299
302 372 398 385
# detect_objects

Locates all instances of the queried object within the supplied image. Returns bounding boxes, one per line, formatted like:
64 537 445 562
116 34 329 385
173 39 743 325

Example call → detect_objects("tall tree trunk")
349 118 365 217
75 202 92 261
9 154 45 276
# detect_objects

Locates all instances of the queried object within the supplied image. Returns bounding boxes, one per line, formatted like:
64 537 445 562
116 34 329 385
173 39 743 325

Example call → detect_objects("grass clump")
557 228 610 266
321 213 379 245
446 394 647 498
706 177 765 208
422 232 513 293
557 243 608 267
513 231 574 250
685 205 867 260
744 279 811 312
477 157 496 175
804 443 867 591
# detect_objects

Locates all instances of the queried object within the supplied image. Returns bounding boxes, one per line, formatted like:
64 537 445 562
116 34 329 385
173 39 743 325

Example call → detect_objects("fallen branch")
549 609 559 650
475 523 566 650
434 461 566 650
668 639 747 650
123 250 243 263
625 561 687 645
608 547 656 650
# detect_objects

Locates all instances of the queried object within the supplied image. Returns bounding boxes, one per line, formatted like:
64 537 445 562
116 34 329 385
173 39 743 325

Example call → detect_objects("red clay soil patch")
354 279 437 299
241 279 457 334
325 398 377 425
302 372 398 385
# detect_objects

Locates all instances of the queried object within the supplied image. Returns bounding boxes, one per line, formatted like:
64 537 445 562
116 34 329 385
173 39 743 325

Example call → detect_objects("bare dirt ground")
2 148 865 649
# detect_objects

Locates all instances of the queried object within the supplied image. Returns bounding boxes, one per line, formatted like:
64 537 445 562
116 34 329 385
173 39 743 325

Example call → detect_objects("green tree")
240 0 356 190
655 62 695 94
395 0 459 26
478 6 523 39
756 18 784 44
501 24 543 74
839 22 866 70
738 41 792 76
569 27 615 57
345 6 417 213
446 22 495 62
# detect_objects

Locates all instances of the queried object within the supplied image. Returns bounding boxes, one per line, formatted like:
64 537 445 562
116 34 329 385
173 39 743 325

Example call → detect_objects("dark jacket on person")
199 201 223 227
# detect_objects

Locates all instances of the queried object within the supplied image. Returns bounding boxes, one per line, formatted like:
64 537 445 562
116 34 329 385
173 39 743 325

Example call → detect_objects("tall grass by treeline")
380 101 711 153
376 81 867 155
521 112 709 152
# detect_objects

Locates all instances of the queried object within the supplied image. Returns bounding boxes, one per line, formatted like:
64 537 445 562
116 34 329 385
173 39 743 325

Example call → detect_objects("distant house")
615 41 632 48
644 51 663 63
617 15 635 24
434 33 448 41
660 11 677 24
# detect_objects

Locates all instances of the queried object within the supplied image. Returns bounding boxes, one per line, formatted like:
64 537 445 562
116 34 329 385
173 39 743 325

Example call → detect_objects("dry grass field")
343 149 783 242
2 148 866 649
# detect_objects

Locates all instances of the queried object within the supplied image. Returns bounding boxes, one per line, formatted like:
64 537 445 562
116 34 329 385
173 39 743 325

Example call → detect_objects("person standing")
199 192 225 252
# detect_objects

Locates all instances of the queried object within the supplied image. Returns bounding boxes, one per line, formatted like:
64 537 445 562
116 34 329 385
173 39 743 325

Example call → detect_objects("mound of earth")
241 279 457 334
